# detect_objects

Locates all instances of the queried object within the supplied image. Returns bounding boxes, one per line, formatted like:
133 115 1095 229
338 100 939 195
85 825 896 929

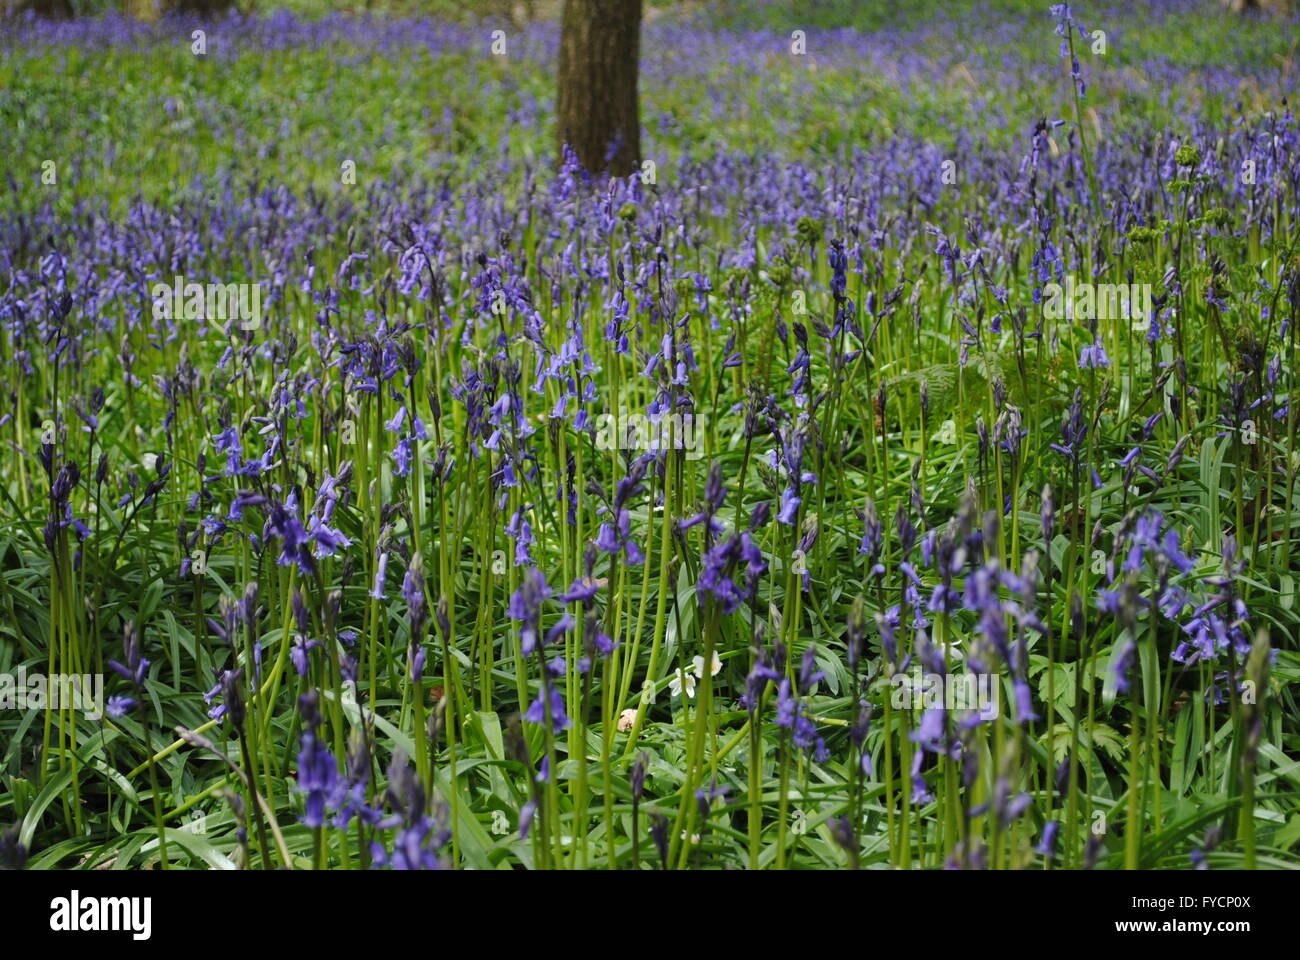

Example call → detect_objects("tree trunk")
6 0 74 17
169 0 237 14
556 0 642 178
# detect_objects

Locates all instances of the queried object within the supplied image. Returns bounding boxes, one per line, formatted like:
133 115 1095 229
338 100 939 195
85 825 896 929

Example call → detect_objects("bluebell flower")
524 685 572 734
1079 338 1110 369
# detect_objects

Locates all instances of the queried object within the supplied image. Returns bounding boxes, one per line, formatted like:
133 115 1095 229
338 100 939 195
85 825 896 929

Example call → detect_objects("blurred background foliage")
3 0 1296 209
3 0 1296 23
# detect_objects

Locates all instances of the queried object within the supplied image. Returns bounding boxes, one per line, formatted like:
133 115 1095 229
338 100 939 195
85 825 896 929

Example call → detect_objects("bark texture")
556 0 643 178
169 0 237 14
5 0 74 17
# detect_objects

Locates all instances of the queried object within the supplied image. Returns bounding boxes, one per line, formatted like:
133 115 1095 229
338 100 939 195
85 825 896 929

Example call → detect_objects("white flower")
694 651 722 679
670 652 722 698
668 670 696 699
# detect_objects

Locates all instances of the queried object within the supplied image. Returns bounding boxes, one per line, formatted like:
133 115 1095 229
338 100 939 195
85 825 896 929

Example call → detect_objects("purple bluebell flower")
524 685 572 734
295 692 340 829
509 569 552 656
